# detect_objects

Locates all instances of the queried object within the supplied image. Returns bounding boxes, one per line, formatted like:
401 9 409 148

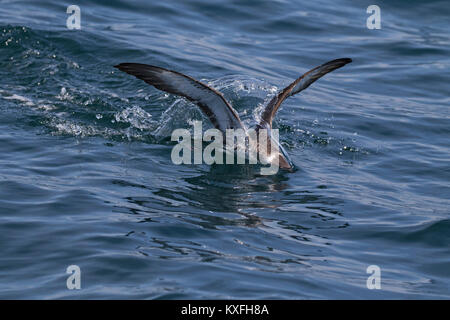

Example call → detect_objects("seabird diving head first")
114 58 352 173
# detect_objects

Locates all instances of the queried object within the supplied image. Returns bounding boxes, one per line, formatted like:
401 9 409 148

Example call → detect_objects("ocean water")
0 0 449 299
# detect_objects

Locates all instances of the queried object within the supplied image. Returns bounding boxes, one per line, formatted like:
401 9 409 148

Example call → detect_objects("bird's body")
115 58 352 171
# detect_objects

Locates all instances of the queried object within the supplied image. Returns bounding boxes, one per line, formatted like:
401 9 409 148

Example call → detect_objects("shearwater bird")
114 58 352 170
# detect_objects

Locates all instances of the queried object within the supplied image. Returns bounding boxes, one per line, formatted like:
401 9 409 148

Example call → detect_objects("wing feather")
114 63 244 132
259 58 352 128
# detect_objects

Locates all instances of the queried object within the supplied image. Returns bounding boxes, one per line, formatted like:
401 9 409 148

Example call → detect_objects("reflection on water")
113 162 348 268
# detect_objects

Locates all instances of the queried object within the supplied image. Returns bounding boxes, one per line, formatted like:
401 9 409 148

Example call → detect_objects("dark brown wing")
259 58 352 128
114 63 245 132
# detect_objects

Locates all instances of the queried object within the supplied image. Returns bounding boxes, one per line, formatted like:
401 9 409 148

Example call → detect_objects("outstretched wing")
114 63 245 132
259 58 352 128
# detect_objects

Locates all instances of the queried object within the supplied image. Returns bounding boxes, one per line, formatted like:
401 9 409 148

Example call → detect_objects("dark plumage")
114 58 352 169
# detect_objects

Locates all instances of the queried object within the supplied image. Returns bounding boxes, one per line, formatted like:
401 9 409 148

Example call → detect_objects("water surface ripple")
0 0 449 299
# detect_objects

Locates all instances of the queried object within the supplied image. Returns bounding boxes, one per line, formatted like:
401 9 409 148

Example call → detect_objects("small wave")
1 89 57 111
2 92 34 106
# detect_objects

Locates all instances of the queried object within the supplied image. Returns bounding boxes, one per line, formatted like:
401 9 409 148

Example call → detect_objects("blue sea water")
0 0 449 299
